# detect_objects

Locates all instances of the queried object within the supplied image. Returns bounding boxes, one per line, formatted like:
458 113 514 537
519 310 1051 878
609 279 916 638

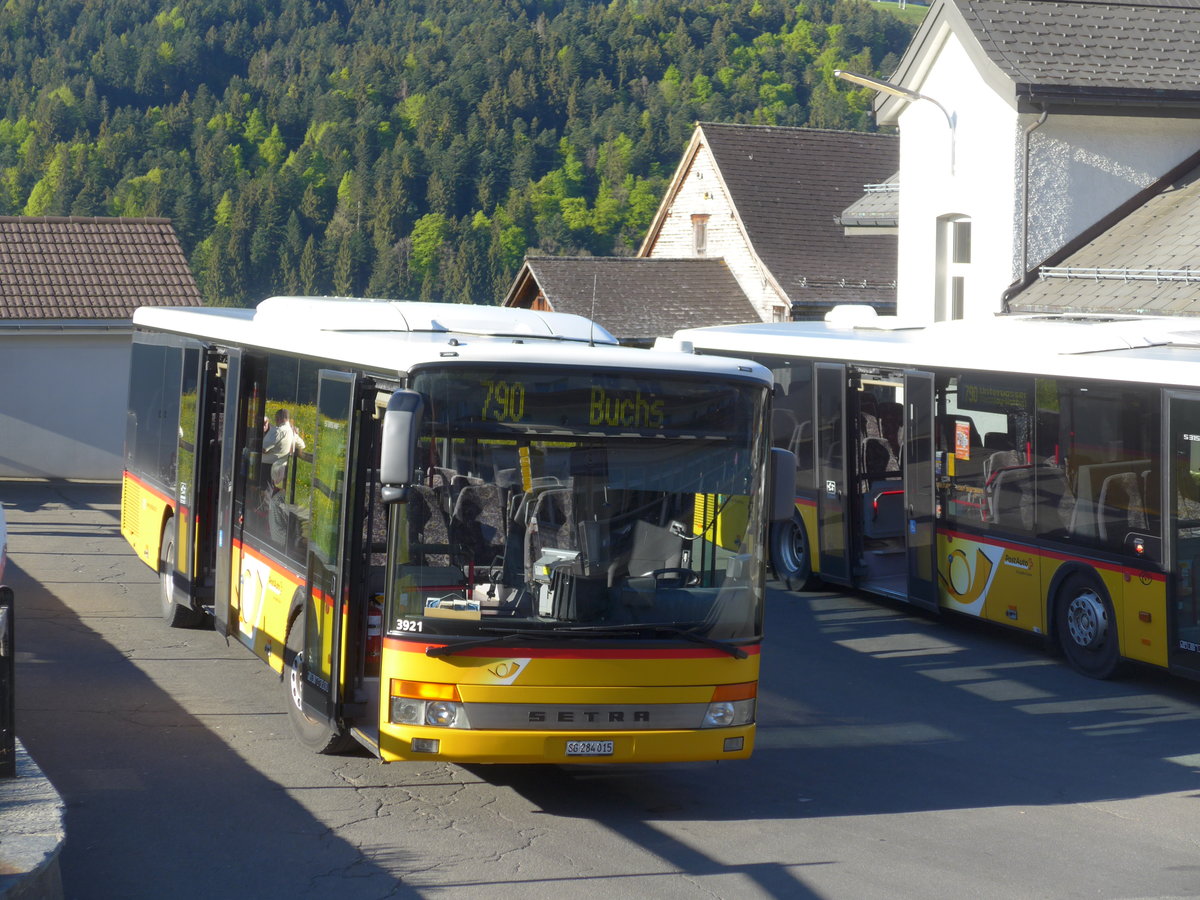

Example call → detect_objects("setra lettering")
525 708 653 723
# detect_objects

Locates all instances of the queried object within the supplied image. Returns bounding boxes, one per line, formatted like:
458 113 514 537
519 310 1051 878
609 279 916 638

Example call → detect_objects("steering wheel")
650 567 700 587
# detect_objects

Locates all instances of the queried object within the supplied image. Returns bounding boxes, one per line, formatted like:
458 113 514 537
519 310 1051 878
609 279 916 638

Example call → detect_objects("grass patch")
870 0 930 26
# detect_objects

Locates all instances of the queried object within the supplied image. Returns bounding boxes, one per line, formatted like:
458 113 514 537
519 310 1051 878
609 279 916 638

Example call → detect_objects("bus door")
815 362 852 583
193 349 225 602
299 371 359 728
903 370 939 611
212 348 243 637
175 347 224 610
1167 392 1200 678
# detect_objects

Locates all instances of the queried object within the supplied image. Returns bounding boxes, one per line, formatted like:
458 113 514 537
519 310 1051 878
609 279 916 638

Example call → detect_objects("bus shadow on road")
0 480 122 519
463 761 829 898
473 582 1200 825
3 485 418 900
750 585 1200 818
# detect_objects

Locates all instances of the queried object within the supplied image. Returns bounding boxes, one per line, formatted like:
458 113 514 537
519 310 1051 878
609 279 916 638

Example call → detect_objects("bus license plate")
566 740 613 757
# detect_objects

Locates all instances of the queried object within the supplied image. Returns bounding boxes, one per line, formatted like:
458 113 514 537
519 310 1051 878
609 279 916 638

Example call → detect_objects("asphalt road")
5 480 1200 899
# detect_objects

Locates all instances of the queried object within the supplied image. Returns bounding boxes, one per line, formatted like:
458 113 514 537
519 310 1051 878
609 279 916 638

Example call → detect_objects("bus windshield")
387 365 768 644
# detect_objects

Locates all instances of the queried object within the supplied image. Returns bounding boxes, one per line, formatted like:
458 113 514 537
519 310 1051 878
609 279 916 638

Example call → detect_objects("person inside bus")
263 407 305 493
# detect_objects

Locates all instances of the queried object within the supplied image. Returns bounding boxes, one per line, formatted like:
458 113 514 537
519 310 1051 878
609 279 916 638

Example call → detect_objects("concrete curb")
0 740 65 899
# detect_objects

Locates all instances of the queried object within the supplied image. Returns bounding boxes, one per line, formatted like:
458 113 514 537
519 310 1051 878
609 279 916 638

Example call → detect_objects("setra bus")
677 308 1200 682
121 296 794 763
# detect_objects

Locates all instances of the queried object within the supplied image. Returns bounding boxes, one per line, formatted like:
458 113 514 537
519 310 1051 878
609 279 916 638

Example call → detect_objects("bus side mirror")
769 447 797 522
380 390 425 504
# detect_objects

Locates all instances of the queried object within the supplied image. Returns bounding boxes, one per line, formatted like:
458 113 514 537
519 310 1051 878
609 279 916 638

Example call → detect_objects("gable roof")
884 0 1200 119
643 123 899 313
504 256 759 342
0 216 199 320
1008 150 1200 315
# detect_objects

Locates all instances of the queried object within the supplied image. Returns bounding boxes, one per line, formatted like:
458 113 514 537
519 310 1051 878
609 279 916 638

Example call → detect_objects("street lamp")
835 69 955 174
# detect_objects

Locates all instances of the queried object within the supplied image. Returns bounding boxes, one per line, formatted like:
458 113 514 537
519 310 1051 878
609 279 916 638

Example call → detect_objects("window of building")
692 214 709 257
936 215 971 321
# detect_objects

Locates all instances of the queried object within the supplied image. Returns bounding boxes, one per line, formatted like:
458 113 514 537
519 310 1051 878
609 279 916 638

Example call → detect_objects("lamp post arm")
834 69 955 175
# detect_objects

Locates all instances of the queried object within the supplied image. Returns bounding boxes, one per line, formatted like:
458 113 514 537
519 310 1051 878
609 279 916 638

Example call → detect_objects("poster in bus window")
955 421 971 460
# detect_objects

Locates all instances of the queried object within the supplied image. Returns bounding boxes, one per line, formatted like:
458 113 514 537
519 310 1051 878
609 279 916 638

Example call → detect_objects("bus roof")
133 297 774 385
676 312 1200 387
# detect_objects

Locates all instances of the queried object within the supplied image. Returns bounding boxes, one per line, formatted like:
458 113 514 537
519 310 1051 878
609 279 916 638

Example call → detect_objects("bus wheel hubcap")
1066 591 1107 649
779 520 804 571
289 652 304 709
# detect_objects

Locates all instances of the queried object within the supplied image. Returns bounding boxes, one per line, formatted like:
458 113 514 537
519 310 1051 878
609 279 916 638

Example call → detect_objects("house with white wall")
639 123 899 321
1005 148 1200 315
0 216 199 480
868 0 1200 321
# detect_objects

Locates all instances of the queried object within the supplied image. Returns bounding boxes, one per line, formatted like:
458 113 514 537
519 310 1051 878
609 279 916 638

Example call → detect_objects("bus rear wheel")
1055 571 1122 679
160 521 202 628
283 607 357 755
771 512 816 591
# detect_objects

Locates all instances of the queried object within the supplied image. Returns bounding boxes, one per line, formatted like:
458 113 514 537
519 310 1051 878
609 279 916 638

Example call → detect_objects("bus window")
127 340 184 490
237 353 320 563
1040 379 1160 559
697 350 813 490
938 372 1035 534
769 360 814 490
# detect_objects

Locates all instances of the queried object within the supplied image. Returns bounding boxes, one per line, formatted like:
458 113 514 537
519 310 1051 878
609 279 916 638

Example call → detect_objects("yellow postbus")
121 297 793 763
679 308 1200 682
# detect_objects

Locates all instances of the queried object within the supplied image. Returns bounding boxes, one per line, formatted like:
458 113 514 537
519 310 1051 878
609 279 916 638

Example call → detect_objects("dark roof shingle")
0 216 199 320
512 256 759 341
956 0 1200 103
698 124 898 312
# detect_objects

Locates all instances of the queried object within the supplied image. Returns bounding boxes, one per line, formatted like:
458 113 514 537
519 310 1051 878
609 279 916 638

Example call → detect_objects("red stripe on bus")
124 470 174 507
940 528 1166 583
384 637 761 660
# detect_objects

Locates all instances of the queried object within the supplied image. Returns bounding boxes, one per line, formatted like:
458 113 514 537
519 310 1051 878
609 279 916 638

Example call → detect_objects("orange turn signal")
711 681 757 702
391 680 461 701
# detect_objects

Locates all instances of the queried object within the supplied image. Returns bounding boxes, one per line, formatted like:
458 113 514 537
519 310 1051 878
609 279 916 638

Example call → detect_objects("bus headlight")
389 680 471 728
702 698 755 728
390 698 424 725
426 701 460 727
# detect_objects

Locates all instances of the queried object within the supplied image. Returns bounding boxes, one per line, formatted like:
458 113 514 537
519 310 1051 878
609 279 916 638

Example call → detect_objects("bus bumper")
379 724 755 764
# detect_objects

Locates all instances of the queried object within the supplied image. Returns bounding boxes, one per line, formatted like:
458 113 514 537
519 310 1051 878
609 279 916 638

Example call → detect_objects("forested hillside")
0 0 915 306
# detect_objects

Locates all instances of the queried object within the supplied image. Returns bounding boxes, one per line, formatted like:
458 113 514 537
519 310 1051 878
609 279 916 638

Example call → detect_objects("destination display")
411 366 761 438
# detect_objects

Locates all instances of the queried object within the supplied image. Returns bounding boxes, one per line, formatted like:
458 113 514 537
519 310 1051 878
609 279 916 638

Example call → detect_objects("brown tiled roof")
0 216 199 320
698 124 899 313
506 256 759 342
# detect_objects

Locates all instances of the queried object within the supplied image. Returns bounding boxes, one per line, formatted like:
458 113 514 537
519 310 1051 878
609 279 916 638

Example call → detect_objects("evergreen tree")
0 0 915 306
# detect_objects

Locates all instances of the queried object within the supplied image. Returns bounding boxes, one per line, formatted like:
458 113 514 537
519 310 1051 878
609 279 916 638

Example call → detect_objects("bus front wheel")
1055 571 1122 679
770 512 816 592
283 607 357 755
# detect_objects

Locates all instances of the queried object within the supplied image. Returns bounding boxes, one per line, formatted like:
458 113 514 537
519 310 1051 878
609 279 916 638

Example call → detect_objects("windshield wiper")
424 627 560 658
550 623 750 659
